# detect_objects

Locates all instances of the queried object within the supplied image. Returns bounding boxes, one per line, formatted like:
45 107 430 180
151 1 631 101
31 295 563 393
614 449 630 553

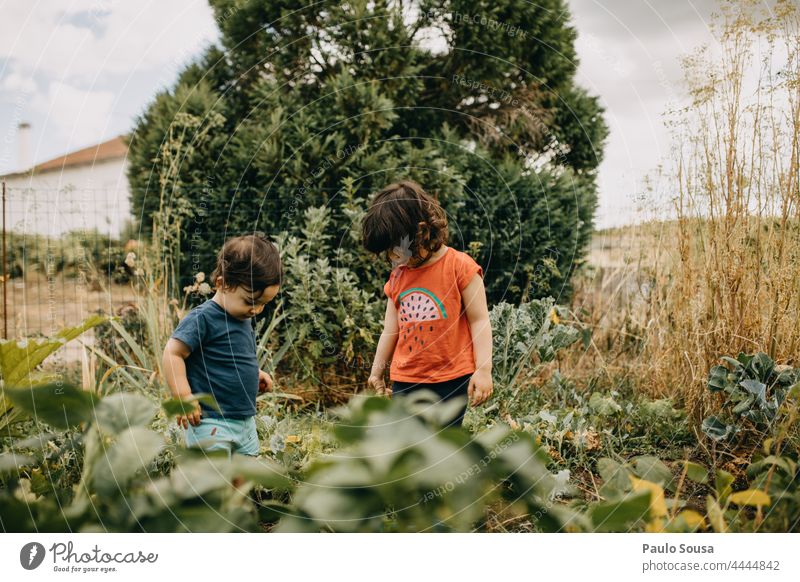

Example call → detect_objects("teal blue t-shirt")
171 299 259 419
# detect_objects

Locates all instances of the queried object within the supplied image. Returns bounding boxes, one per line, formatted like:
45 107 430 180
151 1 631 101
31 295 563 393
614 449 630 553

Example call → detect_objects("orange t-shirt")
383 247 483 383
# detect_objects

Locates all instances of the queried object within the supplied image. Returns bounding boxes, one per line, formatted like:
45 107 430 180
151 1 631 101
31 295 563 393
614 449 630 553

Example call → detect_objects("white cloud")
0 0 219 171
1 70 37 93
0 0 218 82
32 81 116 146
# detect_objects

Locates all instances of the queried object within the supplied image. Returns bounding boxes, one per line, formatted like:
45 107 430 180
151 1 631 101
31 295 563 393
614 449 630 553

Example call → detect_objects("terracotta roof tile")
32 136 128 173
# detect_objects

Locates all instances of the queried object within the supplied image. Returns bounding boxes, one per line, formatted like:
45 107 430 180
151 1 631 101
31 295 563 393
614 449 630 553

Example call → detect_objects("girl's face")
388 235 414 267
215 279 280 320
388 245 433 268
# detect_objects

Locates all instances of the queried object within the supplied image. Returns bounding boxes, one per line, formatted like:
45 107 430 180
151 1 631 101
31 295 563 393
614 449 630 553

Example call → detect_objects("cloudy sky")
0 0 730 227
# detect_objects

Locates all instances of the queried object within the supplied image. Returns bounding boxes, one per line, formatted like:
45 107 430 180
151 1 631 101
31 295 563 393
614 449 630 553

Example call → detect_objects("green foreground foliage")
2 310 799 532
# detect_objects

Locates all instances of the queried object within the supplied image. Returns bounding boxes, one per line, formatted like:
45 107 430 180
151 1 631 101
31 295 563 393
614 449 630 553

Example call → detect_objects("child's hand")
176 401 201 429
468 369 493 406
368 374 392 397
258 370 274 394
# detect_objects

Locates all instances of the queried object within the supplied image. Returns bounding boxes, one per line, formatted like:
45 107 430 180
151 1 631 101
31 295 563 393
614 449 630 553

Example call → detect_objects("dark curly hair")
210 233 282 296
362 180 448 265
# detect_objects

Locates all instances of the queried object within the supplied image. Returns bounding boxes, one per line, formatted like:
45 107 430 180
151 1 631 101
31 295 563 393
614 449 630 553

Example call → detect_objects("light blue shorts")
185 416 259 457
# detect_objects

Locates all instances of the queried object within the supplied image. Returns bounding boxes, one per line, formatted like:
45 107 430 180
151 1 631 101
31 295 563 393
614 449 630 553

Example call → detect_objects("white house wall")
2 159 131 238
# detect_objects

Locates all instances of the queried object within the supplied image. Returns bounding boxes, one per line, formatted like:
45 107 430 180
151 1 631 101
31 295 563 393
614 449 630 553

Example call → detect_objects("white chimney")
17 122 31 171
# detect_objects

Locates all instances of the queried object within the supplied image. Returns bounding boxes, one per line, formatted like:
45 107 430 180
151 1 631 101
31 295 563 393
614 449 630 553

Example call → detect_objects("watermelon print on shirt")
383 247 483 383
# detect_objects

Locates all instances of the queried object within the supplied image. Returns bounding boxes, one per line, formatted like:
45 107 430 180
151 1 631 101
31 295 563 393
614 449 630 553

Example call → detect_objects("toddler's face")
221 283 280 320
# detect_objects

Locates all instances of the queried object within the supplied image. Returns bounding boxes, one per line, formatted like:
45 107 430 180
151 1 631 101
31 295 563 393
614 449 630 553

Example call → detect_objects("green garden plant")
702 352 800 443
0 315 106 431
0 383 287 532
276 391 583 532
466 298 580 427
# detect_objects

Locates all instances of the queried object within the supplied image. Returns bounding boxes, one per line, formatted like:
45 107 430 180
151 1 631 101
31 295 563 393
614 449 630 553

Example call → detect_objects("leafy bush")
128 0 607 305
747 451 800 531
272 202 383 384
702 352 800 443
5 231 133 284
466 298 580 427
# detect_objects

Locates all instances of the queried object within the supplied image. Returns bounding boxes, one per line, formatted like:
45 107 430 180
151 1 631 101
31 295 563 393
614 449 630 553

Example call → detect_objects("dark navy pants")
392 374 471 427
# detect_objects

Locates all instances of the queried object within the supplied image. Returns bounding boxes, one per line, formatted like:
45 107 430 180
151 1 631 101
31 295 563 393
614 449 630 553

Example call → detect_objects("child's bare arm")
162 338 201 428
463 274 493 406
368 299 400 396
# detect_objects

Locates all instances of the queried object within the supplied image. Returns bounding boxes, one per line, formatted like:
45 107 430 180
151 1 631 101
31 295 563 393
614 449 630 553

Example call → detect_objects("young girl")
363 180 493 426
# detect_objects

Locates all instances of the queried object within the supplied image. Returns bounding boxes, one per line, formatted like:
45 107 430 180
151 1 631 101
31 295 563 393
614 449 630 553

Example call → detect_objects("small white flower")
135 268 144 277
198 282 212 295
269 433 286 453
195 272 205 283
550 469 571 500
124 252 136 268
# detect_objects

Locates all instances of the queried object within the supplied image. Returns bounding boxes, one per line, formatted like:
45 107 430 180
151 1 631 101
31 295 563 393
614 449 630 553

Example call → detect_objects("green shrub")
128 0 607 305
5 231 133 284
269 202 384 385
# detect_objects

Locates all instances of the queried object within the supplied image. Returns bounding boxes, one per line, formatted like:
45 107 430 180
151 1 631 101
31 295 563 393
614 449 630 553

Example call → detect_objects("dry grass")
567 1 800 417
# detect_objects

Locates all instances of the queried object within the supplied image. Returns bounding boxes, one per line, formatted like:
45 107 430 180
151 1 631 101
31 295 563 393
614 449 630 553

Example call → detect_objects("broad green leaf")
728 489 771 507
94 393 157 434
748 352 774 382
707 365 729 392
722 356 743 368
157 454 236 500
630 476 667 518
0 315 106 386
633 456 673 489
681 460 708 484
739 379 766 406
162 393 220 416
591 490 651 532
0 315 105 430
747 455 794 478
230 455 290 489
701 416 737 441
715 469 734 501
597 458 630 495
91 427 165 495
4 383 98 429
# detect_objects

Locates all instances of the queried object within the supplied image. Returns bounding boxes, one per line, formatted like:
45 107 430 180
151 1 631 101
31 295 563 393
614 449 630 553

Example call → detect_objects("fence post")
2 180 6 339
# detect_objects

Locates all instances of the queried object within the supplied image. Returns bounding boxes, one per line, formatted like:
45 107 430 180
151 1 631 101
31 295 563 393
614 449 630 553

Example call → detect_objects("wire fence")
0 182 364 357
0 182 141 365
